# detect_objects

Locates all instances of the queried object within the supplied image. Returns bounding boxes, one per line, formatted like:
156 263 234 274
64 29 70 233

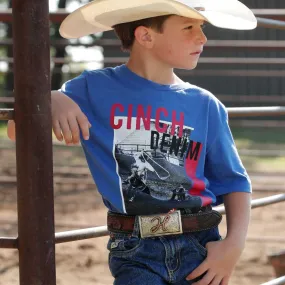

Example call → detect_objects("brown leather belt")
107 207 222 238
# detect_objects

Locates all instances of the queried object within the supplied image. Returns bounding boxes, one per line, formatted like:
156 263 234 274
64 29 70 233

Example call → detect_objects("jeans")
107 217 221 285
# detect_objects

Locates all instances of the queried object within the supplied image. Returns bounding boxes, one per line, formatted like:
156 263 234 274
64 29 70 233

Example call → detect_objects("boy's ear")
134 26 154 49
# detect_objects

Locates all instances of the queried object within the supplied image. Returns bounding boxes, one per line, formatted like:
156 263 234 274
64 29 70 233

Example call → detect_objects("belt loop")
131 216 140 238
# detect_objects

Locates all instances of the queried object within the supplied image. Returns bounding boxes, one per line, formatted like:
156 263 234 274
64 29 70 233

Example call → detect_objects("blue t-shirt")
60 64 251 215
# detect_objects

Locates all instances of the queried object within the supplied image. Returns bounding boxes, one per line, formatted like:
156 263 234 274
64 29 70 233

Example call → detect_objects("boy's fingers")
186 261 208 281
76 113 91 140
67 115 80 144
220 277 230 285
7 120 16 141
58 118 73 144
52 120 63 141
192 271 215 285
208 275 222 285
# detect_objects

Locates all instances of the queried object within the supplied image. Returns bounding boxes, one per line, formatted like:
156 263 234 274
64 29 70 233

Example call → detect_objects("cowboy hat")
59 0 257 39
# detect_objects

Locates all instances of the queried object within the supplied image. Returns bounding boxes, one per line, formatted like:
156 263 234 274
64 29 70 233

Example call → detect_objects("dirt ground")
0 143 284 285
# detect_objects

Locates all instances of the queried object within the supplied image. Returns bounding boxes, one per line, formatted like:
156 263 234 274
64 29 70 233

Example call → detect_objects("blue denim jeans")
107 217 221 285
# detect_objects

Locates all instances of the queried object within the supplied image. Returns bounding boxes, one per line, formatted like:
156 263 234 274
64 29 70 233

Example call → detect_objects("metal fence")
0 3 285 285
1 193 284 248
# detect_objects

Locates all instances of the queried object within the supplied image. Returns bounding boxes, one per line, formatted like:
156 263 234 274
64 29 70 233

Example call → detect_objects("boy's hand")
7 120 16 141
186 238 244 285
51 91 91 145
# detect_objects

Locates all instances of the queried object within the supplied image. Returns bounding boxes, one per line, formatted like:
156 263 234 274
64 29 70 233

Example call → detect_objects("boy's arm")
186 192 251 285
7 91 91 145
224 191 251 247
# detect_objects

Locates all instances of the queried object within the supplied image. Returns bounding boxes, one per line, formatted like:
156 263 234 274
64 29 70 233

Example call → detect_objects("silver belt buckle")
138 210 183 238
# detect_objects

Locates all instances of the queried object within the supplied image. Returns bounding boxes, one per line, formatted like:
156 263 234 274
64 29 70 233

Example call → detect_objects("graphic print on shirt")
111 104 204 214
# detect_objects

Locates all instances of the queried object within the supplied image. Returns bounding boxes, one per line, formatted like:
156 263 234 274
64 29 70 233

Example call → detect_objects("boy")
8 0 257 284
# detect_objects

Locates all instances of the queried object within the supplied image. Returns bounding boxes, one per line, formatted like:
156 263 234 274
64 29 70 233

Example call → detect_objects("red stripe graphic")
184 142 212 206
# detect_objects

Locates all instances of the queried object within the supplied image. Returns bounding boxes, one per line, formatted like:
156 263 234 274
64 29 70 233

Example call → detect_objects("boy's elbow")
7 120 16 141
51 90 65 97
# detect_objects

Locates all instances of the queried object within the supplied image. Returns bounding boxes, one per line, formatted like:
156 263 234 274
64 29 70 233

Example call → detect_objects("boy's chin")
174 62 198 70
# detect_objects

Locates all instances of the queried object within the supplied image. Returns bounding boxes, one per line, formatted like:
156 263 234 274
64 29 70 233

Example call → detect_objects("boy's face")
150 15 207 70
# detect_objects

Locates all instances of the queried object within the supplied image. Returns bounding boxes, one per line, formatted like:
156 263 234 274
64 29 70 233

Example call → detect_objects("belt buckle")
138 210 183 238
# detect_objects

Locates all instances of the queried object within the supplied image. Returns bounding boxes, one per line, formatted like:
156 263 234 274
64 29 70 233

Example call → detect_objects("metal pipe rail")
177 69 285 77
1 107 285 121
257 17 285 30
205 40 285 50
214 194 285 215
2 69 285 77
0 108 13 120
6 94 284 104
4 56 285 65
12 1 57 284
1 194 284 248
227 106 285 117
0 237 18 249
1 39 285 51
261 276 285 285
252 9 285 21
8 94 285 104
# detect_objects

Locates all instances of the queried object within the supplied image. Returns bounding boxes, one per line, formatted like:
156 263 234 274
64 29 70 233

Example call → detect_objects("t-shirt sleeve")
205 98 251 205
58 71 90 114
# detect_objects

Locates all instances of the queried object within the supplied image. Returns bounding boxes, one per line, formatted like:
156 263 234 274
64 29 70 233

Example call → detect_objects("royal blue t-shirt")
60 64 251 215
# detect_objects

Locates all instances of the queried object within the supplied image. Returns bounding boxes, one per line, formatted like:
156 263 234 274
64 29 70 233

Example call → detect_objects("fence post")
12 0 56 284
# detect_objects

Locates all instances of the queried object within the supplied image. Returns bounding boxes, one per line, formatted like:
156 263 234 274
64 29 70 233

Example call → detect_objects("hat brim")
59 0 257 39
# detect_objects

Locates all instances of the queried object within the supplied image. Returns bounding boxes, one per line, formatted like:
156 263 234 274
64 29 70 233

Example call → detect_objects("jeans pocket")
187 227 221 257
187 235 207 257
107 234 142 257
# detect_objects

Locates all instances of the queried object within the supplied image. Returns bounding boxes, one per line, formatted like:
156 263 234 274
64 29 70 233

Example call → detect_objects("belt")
107 207 222 238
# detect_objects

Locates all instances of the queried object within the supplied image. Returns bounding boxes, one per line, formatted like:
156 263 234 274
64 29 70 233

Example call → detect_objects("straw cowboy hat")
59 0 257 39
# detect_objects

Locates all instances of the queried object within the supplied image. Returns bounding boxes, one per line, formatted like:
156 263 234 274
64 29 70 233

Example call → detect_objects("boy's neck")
126 50 184 86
